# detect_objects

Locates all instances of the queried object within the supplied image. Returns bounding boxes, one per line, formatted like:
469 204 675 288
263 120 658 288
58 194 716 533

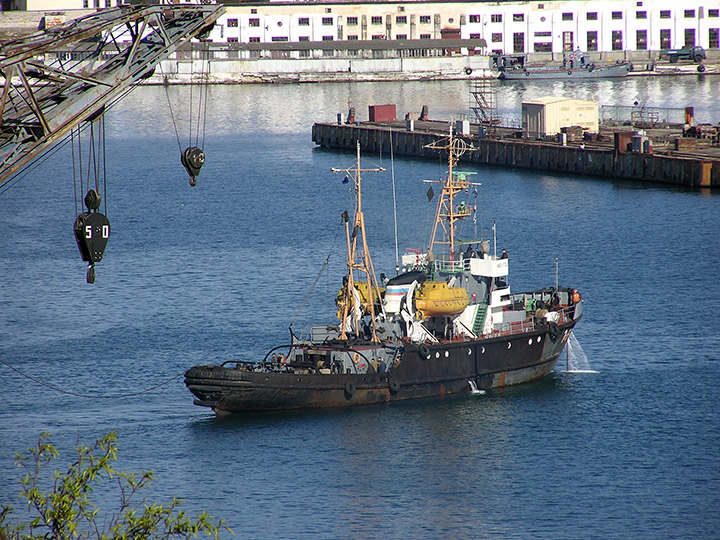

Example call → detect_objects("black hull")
184 318 579 414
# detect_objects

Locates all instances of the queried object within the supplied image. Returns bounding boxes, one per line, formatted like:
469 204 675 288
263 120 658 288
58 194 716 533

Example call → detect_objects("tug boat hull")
184 315 579 413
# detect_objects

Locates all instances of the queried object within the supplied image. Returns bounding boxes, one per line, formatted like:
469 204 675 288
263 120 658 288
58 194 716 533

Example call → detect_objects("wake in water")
557 332 598 373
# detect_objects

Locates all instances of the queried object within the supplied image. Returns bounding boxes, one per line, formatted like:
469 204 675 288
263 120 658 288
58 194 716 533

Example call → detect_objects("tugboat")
184 132 583 414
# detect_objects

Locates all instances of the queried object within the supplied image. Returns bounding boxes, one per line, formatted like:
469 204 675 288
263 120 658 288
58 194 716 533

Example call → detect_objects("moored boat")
184 132 583 414
494 52 630 80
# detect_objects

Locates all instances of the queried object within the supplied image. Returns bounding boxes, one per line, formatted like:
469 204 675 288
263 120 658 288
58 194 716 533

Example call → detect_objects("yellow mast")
425 127 478 259
332 142 385 341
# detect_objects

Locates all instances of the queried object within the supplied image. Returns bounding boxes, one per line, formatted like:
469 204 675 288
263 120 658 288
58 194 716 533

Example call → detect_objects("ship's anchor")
73 189 110 284
181 146 205 187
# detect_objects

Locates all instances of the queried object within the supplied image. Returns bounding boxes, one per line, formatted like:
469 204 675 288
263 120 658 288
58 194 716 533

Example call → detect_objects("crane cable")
0 356 184 399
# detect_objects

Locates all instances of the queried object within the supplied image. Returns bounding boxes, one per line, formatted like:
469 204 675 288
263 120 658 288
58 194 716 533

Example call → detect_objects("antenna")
389 128 399 274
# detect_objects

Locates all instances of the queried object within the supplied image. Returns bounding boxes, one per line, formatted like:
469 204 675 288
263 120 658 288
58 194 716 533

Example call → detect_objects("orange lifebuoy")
572 289 581 303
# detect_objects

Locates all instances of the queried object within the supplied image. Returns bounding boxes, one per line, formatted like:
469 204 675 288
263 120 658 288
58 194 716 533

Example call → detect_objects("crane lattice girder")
0 4 225 185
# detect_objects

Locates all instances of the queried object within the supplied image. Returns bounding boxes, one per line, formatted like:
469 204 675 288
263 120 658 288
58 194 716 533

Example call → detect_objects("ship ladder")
472 303 488 335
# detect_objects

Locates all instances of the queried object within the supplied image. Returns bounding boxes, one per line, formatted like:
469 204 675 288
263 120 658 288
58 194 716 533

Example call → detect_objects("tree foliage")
0 432 231 540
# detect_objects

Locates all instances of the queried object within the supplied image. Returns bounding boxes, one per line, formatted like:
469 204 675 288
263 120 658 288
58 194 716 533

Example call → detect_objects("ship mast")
332 142 385 341
424 126 480 259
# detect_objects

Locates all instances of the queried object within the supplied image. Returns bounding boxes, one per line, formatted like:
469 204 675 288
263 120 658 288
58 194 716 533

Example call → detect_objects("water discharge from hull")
557 332 598 374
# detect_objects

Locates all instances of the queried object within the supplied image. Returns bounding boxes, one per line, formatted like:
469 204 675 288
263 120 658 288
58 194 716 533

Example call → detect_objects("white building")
6 1 720 55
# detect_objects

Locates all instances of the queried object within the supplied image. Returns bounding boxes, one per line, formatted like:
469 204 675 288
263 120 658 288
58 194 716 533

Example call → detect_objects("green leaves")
0 432 231 540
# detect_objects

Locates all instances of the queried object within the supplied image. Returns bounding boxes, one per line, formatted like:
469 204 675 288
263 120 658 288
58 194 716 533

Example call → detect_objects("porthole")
467 348 472 356
507 342 512 349
444 351 449 358
481 347 486 354
537 336 542 343
528 338 533 345
435 352 440 359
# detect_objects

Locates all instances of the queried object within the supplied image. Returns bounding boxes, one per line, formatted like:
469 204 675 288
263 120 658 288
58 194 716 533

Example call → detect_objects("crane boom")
0 4 225 185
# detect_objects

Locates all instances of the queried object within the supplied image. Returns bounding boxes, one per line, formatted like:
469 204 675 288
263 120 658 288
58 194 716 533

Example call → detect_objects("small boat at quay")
494 52 630 80
184 131 583 414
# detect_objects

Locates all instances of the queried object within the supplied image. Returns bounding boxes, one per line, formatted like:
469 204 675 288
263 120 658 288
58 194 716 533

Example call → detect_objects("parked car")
658 46 706 63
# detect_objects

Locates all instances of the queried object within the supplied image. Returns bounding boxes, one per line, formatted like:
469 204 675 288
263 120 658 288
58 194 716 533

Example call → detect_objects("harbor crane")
0 3 225 186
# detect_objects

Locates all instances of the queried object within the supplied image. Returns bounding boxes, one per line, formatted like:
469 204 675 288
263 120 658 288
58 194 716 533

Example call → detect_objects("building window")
83 0 88 6
249 18 260 27
322 35 333 41
249 37 260 42
347 35 358 41
398 6 404 12
299 36 309 41
491 14 502 23
612 30 623 50
586 30 598 51
636 11 647 19
660 29 671 48
322 17 333 26
684 10 695 18
534 42 551 52
347 17 358 26
469 14 481 23
298 17 309 26
513 32 524 53
227 18 238 28
612 12 623 20
636 30 647 50
513 14 524 22
660 11 671 19
534 31 551 37
372 34 384 40
325 8 331 13
562 13 573 21
710 28 719 48
491 33 502 42
587 12 598 21
396 34 407 40
420 33 431 39
709 9 719 17
227 37 238 43
685 28 695 46
537 4 544 9
470 33 481 39
250 9 257 14
420 15 431 24
271 36 288 42
396 16 407 24
371 16 382 25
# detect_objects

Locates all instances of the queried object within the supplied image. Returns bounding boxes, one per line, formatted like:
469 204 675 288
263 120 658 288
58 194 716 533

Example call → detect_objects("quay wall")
150 56 493 84
312 123 719 188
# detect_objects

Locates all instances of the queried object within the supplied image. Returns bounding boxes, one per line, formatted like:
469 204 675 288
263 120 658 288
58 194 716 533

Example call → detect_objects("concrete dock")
312 119 719 188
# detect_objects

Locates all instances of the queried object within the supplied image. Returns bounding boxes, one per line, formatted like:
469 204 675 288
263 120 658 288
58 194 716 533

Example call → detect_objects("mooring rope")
0 357 184 399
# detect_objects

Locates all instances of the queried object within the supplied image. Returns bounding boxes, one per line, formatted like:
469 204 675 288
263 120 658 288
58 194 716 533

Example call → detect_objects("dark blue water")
1 77 719 539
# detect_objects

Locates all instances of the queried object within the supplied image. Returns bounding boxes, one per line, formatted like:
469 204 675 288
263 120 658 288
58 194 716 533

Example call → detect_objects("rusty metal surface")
184 316 579 414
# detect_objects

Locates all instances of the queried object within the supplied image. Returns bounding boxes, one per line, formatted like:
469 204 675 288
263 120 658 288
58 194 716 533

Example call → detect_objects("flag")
343 175 349 184
426 187 434 201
